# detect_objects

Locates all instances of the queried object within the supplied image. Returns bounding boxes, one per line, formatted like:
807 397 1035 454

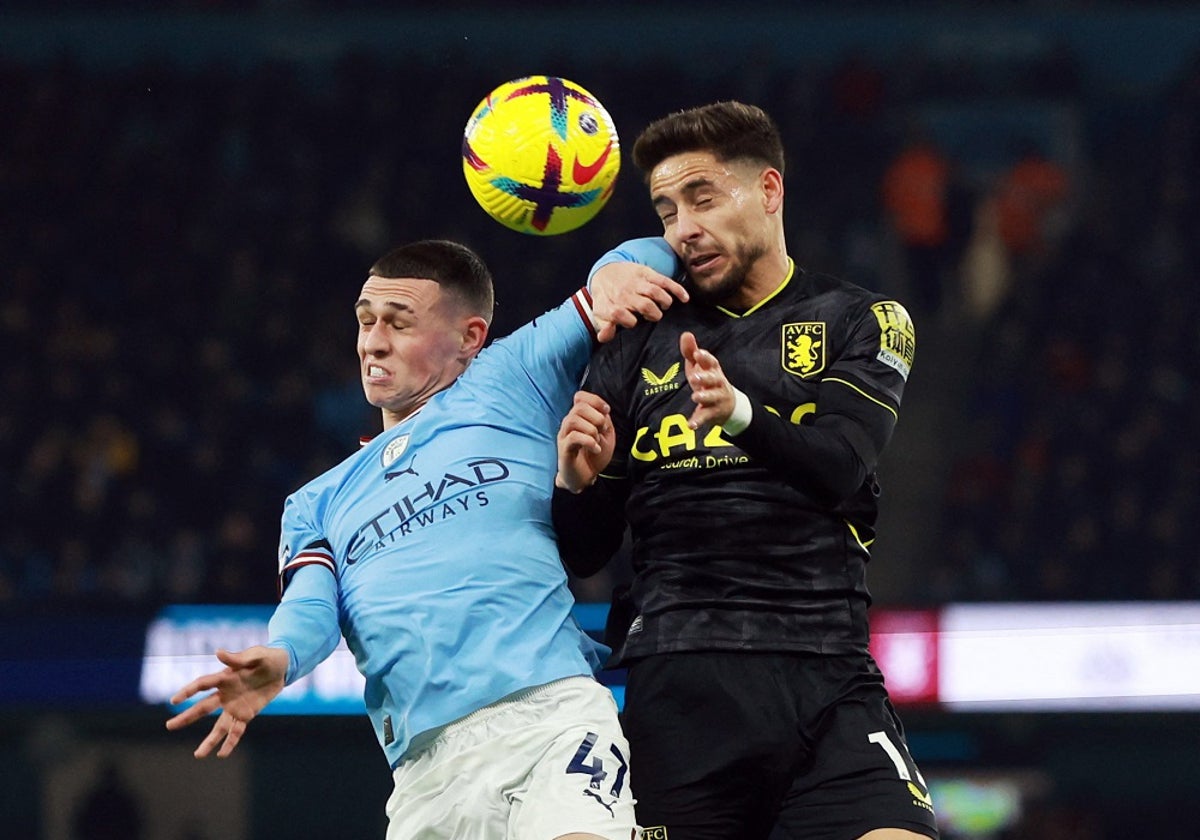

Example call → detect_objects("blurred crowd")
1 27 1198 610
926 52 1200 603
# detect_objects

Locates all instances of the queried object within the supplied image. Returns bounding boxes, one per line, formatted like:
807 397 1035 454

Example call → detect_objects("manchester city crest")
381 434 410 468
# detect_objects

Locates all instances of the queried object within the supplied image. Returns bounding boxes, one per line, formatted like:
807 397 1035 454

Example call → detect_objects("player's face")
648 150 777 307
355 276 473 426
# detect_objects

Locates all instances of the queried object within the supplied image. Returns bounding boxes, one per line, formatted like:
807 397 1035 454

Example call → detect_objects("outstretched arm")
164 645 289 758
166 562 341 759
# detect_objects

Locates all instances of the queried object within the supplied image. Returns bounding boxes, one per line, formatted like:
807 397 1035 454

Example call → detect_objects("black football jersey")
583 263 915 661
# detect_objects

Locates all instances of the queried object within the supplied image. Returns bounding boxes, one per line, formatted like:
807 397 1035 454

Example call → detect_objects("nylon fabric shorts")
386 676 638 840
622 651 938 840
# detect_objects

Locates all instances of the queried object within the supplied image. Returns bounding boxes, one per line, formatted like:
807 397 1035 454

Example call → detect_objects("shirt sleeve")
480 289 597 422
269 492 342 684
267 563 341 685
588 236 683 286
729 300 915 505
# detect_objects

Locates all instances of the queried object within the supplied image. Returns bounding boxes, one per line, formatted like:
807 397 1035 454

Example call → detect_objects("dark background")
2 2 1199 838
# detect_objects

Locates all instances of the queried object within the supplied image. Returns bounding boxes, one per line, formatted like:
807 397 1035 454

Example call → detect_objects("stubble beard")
689 240 766 307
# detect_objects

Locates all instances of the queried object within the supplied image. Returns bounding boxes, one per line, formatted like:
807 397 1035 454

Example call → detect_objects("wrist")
722 387 753 436
555 470 596 494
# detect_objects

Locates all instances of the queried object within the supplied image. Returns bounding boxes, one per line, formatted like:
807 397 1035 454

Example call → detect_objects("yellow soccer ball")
462 76 620 236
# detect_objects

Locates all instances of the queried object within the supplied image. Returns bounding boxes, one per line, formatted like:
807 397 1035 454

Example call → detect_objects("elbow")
811 472 867 508
809 449 872 507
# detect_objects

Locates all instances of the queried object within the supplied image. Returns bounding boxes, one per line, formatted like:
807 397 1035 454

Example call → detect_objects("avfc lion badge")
782 322 826 378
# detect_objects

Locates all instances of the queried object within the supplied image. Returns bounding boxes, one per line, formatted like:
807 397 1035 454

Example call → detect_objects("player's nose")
363 321 391 355
673 207 703 241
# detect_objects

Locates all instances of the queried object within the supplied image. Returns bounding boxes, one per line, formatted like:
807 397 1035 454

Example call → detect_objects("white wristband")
722 387 753 436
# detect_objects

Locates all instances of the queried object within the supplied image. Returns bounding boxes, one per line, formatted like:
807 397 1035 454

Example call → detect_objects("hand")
165 645 289 758
591 263 689 343
681 331 735 430
556 391 615 493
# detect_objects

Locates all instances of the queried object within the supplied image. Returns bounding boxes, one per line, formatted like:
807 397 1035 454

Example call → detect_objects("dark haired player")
555 102 938 840
166 239 685 840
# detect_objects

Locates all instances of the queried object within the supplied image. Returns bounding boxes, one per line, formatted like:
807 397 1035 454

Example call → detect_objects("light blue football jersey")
269 290 606 768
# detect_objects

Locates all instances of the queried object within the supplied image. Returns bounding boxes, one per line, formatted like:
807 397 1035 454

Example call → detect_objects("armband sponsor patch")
871 301 915 380
781 321 826 378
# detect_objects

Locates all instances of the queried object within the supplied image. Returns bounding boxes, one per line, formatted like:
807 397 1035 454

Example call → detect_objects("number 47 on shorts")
566 731 629 815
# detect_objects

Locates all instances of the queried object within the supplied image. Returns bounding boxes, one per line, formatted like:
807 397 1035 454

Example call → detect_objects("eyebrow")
652 176 714 208
355 298 415 314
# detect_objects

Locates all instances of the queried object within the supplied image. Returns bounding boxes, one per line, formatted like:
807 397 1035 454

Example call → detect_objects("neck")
727 244 791 310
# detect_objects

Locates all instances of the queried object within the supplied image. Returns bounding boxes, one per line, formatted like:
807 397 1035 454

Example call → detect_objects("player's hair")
632 100 785 178
369 240 495 324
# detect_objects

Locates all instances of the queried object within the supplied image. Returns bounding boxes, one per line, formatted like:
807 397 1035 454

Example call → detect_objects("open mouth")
689 253 721 271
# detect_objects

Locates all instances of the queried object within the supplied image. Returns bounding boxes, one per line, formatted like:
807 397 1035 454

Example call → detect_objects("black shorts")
622 651 939 840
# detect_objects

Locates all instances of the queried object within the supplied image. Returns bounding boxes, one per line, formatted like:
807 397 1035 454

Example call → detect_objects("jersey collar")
714 258 795 318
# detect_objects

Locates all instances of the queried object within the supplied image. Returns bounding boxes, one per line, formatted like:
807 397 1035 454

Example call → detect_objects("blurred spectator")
958 193 1013 322
880 129 969 314
992 139 1072 261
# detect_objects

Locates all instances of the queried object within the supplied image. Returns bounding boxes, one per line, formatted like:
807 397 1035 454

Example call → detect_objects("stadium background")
1 1 1198 838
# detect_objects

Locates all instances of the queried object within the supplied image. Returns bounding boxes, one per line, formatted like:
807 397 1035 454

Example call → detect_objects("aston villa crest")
782 322 826 378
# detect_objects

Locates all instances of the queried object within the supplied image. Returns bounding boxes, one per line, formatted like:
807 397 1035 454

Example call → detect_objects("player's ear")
761 167 784 214
459 315 489 359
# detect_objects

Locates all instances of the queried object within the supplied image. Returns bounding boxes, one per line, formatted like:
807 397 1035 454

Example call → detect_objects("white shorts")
385 676 638 840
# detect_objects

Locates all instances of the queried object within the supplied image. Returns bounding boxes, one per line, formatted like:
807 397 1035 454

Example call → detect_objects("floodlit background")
2 2 1199 838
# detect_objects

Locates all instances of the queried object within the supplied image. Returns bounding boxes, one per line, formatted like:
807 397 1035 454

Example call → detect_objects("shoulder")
795 269 912 326
287 444 368 507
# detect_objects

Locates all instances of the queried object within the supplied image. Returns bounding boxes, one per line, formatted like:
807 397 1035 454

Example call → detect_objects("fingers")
169 669 226 707
193 713 247 759
214 648 242 667
570 391 610 420
679 332 733 429
592 264 689 339
558 394 610 454
556 392 612 493
216 716 247 758
680 331 698 362
688 366 729 403
658 274 690 304
623 273 686 319
606 307 641 329
686 378 733 430
165 691 220 731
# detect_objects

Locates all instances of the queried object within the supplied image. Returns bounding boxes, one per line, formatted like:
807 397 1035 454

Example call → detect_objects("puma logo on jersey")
641 362 681 395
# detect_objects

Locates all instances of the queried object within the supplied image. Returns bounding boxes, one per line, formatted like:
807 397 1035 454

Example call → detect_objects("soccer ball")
462 76 620 236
